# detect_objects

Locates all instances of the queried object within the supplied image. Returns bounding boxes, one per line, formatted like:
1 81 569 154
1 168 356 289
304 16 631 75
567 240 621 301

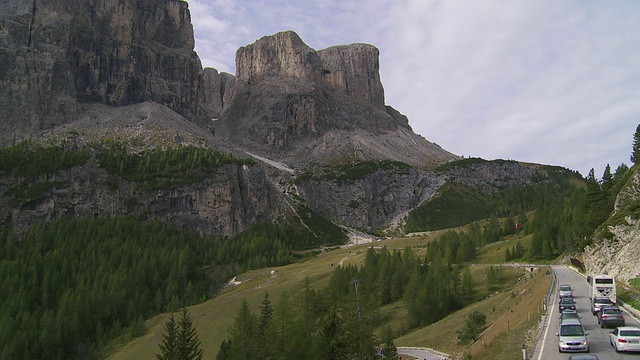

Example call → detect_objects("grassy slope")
106 232 550 359
394 265 550 359
106 236 429 359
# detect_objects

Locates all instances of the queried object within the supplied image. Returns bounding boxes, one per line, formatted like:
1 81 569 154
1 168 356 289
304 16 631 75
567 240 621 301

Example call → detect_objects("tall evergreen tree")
256 291 275 359
156 315 178 360
176 308 203 360
157 309 203 360
602 164 613 192
228 299 257 359
632 124 640 164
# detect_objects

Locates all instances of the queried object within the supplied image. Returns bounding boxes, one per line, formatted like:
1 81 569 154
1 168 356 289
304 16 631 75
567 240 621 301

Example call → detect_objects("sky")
185 0 640 177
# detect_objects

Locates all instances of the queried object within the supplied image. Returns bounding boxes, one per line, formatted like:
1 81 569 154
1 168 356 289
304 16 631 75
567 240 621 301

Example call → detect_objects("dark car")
560 309 581 323
559 297 577 312
591 297 613 315
597 306 625 328
568 355 598 360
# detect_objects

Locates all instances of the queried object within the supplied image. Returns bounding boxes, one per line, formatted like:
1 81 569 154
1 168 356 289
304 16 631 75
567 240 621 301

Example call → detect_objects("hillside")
105 230 549 359
583 166 640 282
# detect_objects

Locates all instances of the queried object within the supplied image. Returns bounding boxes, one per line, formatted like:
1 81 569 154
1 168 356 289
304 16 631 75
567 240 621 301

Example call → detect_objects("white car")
609 326 640 352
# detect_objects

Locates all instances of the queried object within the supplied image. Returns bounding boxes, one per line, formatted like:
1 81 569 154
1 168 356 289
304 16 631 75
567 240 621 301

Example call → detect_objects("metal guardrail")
544 266 556 306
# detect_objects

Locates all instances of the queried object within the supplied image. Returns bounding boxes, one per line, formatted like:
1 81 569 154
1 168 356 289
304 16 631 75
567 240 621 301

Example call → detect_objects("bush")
457 310 487 344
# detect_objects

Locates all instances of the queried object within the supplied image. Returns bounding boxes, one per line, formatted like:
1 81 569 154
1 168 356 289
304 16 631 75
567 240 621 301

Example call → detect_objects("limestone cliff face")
296 167 445 231
203 68 235 119
441 159 554 193
219 31 456 170
583 169 640 283
0 153 282 239
234 31 384 107
0 0 211 143
235 31 321 85
318 44 384 107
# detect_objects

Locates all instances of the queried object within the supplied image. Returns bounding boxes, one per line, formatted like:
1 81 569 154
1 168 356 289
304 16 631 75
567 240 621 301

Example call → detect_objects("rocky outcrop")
203 68 235 119
0 0 212 144
0 154 283 239
0 3 462 239
441 159 564 193
318 44 384 107
218 31 457 170
296 166 445 231
583 169 640 283
235 31 320 86
234 31 384 108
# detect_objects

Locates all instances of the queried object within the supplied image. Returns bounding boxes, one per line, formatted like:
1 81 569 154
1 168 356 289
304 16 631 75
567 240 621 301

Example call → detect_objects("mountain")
0 0 581 241
214 30 456 170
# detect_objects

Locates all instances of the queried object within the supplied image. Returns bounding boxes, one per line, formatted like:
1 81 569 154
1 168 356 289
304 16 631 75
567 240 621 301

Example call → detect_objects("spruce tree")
156 315 178 360
632 124 640 164
229 299 257 359
157 309 203 360
176 308 203 360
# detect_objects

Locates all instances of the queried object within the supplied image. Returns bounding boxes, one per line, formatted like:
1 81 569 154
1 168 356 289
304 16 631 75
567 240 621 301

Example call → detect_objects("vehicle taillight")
618 339 628 343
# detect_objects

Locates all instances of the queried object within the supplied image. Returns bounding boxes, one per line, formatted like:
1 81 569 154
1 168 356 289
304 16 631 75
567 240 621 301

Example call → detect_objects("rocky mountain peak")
234 31 384 107
318 43 384 107
219 31 453 169
235 31 319 84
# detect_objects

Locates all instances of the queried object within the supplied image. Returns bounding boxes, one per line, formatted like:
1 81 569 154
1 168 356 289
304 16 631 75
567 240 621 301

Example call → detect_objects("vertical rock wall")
234 31 385 107
0 0 213 143
318 44 384 108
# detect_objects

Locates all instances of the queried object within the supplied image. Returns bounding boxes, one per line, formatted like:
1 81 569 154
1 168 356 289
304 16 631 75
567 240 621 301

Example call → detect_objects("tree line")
96 141 254 190
0 216 299 359
217 243 486 359
528 163 631 259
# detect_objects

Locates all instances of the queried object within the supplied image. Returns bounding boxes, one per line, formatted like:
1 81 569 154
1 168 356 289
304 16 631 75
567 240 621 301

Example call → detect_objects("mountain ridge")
0 0 581 239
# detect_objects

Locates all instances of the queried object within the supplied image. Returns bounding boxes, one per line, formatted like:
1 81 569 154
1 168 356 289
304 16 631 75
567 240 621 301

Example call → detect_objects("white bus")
590 274 616 303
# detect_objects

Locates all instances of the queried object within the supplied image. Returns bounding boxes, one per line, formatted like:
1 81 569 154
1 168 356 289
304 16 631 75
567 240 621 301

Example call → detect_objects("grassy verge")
394 266 551 359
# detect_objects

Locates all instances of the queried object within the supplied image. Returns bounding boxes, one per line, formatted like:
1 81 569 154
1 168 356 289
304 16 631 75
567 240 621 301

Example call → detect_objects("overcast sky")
186 0 640 177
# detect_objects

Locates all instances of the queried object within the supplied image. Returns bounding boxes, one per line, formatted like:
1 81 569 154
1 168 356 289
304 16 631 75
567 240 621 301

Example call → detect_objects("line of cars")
556 283 640 356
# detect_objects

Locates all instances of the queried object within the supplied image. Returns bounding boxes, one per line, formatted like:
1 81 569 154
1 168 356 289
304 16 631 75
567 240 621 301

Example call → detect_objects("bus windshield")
595 278 614 284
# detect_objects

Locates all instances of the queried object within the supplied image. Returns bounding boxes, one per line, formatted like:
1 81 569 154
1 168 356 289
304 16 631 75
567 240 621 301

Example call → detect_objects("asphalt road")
532 266 640 360
397 346 448 360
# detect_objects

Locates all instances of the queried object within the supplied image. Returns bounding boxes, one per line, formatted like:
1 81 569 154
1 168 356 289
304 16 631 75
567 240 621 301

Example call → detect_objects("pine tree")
229 299 257 359
461 266 474 302
381 325 398 360
156 315 178 360
486 266 498 291
157 309 203 360
602 164 613 192
256 292 274 359
176 308 203 360
632 124 640 164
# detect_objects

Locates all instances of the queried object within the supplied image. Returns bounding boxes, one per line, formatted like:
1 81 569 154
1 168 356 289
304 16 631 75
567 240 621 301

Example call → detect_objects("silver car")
559 283 573 298
591 297 613 315
557 318 589 353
